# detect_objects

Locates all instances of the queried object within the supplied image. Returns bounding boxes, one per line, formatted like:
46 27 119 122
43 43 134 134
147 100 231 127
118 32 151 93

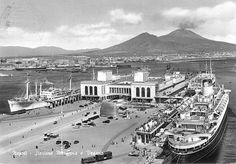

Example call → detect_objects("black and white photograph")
0 0 236 163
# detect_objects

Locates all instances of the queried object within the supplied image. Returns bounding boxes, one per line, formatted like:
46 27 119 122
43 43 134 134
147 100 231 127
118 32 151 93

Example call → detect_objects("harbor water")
0 59 236 163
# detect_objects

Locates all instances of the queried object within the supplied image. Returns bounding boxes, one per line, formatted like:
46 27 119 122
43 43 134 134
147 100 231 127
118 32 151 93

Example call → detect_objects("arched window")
85 86 88 95
94 86 97 95
136 87 140 97
147 87 150 97
141 87 145 97
89 86 93 95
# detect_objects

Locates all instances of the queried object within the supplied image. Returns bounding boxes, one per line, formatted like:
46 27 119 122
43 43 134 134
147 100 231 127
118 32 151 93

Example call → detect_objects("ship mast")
39 82 42 96
209 58 212 75
35 81 38 96
116 67 119 75
25 73 30 100
69 74 72 90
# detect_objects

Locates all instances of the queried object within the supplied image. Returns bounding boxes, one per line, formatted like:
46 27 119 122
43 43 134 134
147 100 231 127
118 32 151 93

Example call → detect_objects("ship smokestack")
202 79 214 96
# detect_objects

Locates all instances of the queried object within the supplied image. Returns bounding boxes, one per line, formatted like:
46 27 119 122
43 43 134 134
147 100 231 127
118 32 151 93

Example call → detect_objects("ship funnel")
202 79 214 96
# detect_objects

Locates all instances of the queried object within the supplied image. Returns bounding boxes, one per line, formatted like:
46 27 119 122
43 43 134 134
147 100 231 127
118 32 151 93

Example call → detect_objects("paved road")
0 103 100 155
101 122 137 152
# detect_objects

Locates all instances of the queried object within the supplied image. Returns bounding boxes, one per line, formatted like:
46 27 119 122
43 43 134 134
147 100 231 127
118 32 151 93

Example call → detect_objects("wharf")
46 89 81 108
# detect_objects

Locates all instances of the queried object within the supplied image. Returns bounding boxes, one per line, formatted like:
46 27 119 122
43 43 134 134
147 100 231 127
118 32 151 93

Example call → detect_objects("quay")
46 90 81 108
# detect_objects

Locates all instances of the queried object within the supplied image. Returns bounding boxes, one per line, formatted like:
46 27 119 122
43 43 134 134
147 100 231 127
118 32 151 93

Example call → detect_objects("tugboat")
166 69 230 163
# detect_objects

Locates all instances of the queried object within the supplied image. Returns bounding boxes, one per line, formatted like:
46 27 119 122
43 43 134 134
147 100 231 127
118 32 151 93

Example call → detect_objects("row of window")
136 87 151 97
84 86 151 97
109 87 131 94
85 86 98 95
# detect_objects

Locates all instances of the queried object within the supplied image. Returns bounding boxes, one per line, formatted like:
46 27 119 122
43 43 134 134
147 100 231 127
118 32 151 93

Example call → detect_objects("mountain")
2 29 236 57
100 28 236 56
0 46 99 57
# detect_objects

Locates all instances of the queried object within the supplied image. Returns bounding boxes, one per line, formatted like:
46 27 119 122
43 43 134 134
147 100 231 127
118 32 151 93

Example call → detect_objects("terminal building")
80 69 186 103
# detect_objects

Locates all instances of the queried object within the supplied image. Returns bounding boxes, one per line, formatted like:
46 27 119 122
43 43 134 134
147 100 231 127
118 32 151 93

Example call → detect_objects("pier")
46 90 80 108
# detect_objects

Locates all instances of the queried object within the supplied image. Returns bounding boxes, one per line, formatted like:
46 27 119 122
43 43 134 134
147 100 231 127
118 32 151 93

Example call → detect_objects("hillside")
0 46 98 57
2 29 236 57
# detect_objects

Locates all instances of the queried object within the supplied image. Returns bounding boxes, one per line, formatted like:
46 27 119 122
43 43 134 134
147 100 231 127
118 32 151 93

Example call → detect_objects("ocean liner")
167 71 230 163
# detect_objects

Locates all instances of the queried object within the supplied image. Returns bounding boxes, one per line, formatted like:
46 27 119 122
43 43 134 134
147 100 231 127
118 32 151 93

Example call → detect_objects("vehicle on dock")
102 120 110 123
128 151 139 157
56 140 61 144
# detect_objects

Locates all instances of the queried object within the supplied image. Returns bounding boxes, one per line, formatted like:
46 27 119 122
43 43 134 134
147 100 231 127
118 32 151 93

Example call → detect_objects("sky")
0 0 236 50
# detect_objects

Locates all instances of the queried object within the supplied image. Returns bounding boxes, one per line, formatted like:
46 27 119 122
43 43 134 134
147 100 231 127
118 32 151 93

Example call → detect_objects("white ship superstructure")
188 60 215 90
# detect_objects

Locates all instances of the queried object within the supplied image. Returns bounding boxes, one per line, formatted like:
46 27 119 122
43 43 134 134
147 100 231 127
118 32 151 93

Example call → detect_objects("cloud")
162 1 236 29
109 9 142 25
0 22 130 49
161 1 236 43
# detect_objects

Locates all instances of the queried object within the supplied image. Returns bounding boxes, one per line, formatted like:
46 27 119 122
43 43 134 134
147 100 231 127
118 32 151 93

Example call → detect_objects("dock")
46 90 81 108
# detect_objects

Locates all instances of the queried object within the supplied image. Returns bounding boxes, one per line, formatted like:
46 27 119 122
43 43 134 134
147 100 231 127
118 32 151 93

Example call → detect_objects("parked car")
56 140 61 144
88 122 96 127
63 140 70 145
44 137 50 141
64 144 70 149
128 151 139 157
102 120 110 124
74 140 79 144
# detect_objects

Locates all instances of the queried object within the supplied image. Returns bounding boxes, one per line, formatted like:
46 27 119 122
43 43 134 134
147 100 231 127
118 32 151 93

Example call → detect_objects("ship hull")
8 100 49 113
171 106 228 163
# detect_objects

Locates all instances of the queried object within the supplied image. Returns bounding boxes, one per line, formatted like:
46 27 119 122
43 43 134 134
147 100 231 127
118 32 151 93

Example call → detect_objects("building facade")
80 70 186 102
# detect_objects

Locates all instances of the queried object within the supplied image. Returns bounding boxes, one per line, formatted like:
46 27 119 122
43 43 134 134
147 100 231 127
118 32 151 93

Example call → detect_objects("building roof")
80 80 111 84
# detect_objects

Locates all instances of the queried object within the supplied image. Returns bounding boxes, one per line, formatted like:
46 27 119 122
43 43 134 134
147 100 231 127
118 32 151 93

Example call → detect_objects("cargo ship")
166 70 230 163
8 77 50 113
8 74 80 113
